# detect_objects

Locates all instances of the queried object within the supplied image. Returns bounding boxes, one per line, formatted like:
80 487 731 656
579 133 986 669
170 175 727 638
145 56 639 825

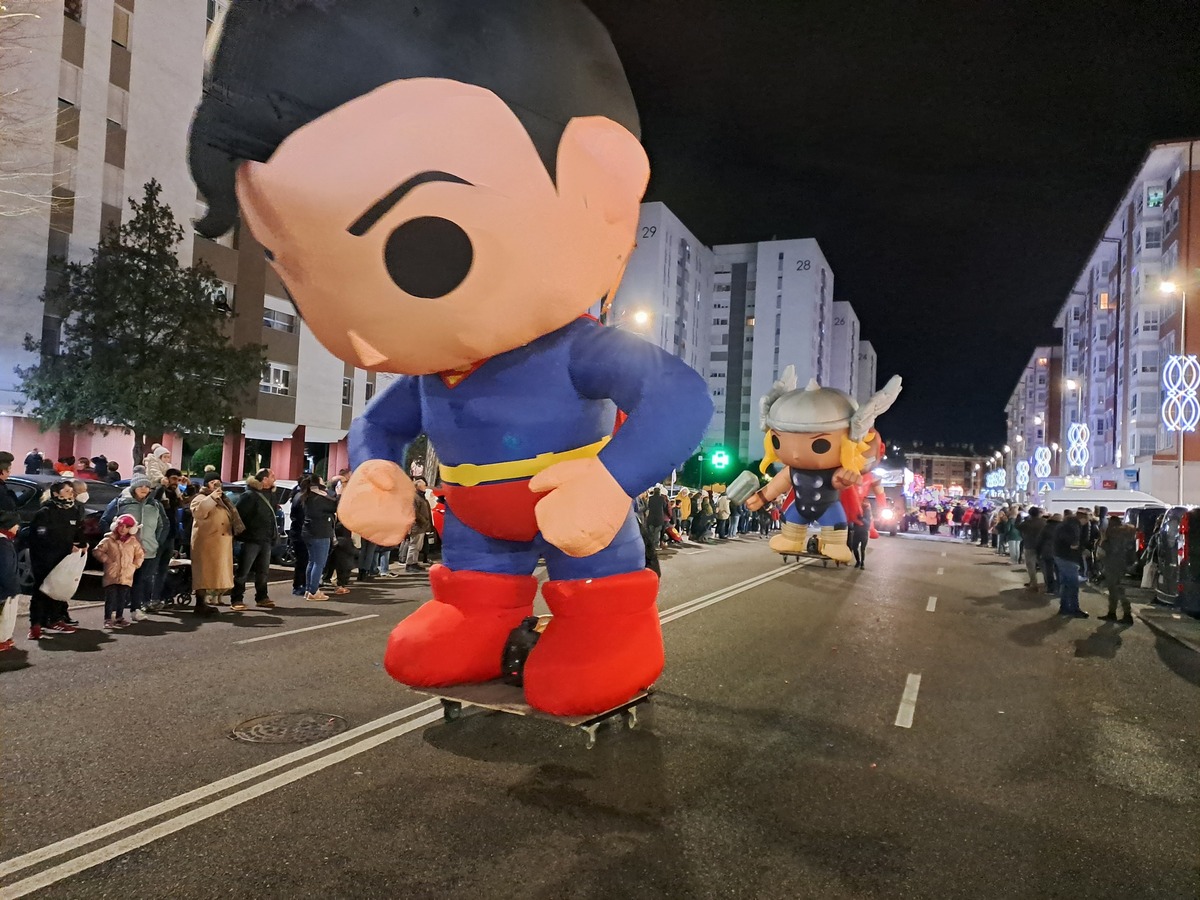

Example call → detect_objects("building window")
342 377 353 406
64 0 83 22
206 0 228 31
1145 225 1162 250
364 381 376 402
111 6 131 47
1147 185 1164 209
260 363 292 396
262 308 297 333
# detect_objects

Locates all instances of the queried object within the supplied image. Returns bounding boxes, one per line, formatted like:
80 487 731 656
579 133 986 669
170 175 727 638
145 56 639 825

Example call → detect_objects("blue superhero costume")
350 317 713 577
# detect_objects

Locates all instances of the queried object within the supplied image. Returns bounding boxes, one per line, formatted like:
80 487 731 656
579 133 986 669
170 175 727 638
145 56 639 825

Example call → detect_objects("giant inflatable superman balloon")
190 1 713 715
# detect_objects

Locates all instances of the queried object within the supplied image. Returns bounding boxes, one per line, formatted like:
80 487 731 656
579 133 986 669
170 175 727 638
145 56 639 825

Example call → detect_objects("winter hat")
112 513 140 534
152 444 170 459
130 473 153 492
132 465 147 475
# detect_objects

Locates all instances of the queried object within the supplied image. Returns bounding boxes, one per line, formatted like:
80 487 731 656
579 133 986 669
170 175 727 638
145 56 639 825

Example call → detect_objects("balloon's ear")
554 116 649 226
235 160 286 251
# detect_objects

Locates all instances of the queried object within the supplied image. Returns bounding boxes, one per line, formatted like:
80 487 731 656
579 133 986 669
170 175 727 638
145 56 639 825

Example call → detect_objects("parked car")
1037 488 1168 518
7 475 123 590
1123 504 1167 577
1153 506 1200 610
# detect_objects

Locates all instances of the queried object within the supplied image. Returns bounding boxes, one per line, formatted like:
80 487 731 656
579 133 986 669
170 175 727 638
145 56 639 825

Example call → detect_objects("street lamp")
632 309 651 327
1161 280 1195 505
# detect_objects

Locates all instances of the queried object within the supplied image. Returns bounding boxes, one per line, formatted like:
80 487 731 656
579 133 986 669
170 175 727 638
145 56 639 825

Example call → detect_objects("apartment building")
1005 347 1063 480
0 0 378 478
856 341 878 406
905 451 989 496
706 239 836 459
829 301 860 397
1040 139 1199 499
601 202 713 374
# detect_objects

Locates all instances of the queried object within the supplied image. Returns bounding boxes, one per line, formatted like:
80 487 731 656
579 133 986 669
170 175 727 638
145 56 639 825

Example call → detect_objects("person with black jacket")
28 481 86 639
1018 507 1046 590
289 488 309 597
299 475 338 601
0 452 17 513
147 469 186 611
1053 509 1089 618
231 469 279 611
23 448 43 476
1035 514 1061 595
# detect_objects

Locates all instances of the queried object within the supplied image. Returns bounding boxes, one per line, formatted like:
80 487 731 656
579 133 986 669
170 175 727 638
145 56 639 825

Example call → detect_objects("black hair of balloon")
188 0 640 239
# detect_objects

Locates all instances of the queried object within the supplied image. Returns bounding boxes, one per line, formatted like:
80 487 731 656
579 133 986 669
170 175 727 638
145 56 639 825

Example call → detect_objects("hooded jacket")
101 492 168 558
93 531 145 587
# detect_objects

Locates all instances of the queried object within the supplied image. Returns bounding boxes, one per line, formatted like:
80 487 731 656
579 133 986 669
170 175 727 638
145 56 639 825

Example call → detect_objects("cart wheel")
625 707 639 730
441 700 462 723
582 724 598 749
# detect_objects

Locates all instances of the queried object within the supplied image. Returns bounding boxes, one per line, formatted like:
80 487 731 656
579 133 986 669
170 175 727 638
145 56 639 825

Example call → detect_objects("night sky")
586 0 1200 446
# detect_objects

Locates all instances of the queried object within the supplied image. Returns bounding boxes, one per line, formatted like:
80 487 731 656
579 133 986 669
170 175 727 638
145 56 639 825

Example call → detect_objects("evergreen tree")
17 179 264 464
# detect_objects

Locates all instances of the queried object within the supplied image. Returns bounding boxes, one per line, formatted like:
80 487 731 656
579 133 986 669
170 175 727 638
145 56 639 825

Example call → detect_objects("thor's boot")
819 526 856 564
523 569 663 716
769 521 810 555
383 565 537 687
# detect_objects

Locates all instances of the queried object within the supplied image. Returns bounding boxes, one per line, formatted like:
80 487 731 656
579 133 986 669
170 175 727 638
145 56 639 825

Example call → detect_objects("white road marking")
234 614 380 645
1 710 446 900
681 548 711 556
659 562 812 625
894 674 922 728
936 567 944 575
940 552 946 557
926 596 937 612
0 698 440 881
2 560 813 894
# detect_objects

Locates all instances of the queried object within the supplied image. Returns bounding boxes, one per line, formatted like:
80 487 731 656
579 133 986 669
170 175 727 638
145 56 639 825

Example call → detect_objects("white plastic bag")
0 595 18 643
1140 560 1157 590
39 550 87 602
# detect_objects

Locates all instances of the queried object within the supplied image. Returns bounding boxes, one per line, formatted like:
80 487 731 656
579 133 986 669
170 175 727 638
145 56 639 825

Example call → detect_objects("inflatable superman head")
190 0 649 375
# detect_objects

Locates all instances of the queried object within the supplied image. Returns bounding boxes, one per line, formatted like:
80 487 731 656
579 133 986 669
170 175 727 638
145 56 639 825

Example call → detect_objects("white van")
1034 488 1168 517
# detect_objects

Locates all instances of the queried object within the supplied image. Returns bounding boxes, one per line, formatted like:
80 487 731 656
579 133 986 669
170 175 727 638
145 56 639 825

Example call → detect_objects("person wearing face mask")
71 479 91 506
100 474 169 621
28 481 86 640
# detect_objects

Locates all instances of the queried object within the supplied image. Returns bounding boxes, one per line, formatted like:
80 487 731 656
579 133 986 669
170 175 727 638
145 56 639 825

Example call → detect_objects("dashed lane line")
894 674 922 728
926 596 937 612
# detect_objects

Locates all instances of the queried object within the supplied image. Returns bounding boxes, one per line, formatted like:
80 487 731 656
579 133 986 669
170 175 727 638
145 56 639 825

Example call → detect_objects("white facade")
829 301 859 396
706 239 835 459
604 202 712 373
856 341 877 405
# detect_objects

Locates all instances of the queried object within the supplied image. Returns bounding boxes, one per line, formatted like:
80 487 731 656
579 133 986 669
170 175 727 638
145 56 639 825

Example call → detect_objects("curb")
1137 609 1200 654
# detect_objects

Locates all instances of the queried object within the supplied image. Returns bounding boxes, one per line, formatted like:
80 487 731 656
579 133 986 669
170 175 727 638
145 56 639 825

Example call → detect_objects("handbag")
1141 560 1157 590
40 549 87 602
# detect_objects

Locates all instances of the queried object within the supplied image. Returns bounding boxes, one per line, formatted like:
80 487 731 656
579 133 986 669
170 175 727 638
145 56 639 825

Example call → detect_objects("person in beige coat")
190 472 241 615
93 514 145 629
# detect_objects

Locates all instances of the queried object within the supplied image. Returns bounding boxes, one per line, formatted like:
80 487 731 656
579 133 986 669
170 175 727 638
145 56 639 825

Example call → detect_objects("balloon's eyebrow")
347 171 473 236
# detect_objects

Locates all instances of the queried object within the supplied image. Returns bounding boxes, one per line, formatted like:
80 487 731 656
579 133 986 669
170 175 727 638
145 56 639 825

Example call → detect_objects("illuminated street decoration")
1067 423 1090 471
1015 460 1030 491
1162 354 1200 433
985 470 1006 489
1033 446 1052 479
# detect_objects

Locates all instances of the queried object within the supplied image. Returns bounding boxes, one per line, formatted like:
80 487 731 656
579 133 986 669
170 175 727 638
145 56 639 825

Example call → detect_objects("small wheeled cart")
776 549 847 568
420 680 652 749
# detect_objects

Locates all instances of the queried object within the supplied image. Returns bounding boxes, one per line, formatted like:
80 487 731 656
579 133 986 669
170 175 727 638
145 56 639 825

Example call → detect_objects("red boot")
523 569 663 716
383 565 537 687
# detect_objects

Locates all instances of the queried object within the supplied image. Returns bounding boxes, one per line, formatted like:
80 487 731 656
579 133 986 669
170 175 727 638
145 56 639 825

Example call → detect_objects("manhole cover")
231 713 348 744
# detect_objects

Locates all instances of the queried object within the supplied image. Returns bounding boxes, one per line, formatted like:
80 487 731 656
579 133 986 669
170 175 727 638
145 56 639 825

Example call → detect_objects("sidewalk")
1137 605 1200 654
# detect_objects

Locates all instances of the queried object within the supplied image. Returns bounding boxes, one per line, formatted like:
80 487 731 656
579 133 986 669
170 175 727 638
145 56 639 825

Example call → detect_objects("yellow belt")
440 436 612 488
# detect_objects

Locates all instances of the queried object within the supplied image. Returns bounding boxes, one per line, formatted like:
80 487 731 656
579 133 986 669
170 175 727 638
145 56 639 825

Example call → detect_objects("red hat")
112 514 140 534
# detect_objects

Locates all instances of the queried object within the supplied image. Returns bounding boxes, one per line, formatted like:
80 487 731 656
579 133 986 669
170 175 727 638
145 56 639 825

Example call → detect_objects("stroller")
161 559 194 608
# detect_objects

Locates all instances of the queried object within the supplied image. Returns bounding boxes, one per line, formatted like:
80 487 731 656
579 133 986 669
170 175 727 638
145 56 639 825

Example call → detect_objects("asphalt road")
2 533 1197 899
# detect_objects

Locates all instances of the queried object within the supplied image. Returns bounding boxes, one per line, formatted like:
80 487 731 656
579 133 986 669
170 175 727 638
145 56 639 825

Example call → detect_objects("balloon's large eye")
383 216 473 298
812 438 832 454
771 435 781 451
